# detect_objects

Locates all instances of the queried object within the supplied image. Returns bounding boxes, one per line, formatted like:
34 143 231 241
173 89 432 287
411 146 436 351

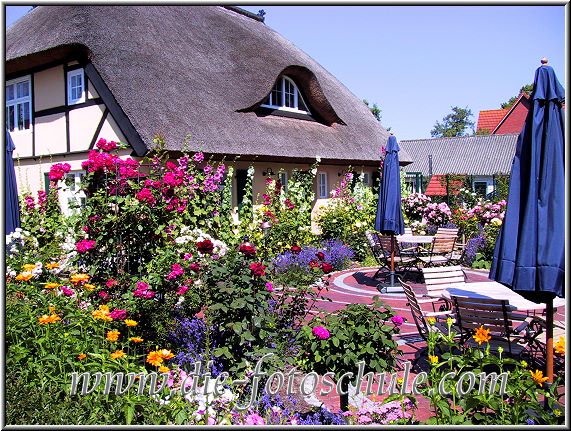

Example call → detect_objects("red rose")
290 245 302 254
239 243 257 257
309 260 319 269
249 262 266 277
189 263 200 272
321 262 333 274
316 252 325 261
197 239 214 254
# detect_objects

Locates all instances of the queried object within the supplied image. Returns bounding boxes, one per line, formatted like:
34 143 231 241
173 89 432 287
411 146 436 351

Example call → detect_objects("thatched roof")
6 6 411 165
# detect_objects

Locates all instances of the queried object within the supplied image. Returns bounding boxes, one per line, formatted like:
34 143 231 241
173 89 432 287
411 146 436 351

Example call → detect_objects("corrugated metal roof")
400 134 519 176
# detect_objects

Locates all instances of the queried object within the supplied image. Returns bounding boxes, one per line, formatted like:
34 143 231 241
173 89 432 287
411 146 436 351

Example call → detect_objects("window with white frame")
318 172 328 198
278 171 288 193
67 69 85 105
6 76 32 132
262 76 310 114
59 172 87 215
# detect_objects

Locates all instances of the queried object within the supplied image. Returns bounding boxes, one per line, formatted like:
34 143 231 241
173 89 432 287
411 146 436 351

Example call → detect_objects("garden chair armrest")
423 310 455 318
417 297 441 304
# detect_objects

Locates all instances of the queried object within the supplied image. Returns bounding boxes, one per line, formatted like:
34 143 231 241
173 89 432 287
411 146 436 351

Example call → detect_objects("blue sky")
6 5 565 140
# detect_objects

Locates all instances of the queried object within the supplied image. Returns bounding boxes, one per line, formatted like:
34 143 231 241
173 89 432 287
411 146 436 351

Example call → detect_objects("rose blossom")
391 315 405 326
320 262 333 274
249 262 266 277
290 245 302 254
312 325 330 340
197 239 214 254
239 243 257 257
109 308 127 320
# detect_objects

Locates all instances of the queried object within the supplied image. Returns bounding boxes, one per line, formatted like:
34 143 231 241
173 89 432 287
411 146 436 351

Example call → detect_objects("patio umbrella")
490 59 565 383
375 135 405 292
5 129 21 235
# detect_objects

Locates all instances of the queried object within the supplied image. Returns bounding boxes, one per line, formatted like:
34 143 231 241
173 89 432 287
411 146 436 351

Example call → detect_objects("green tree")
500 83 533 109
363 99 392 131
431 106 475 138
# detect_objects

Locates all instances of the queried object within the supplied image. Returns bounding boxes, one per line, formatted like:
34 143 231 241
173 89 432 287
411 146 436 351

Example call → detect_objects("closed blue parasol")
5 129 21 235
375 135 405 292
490 59 565 382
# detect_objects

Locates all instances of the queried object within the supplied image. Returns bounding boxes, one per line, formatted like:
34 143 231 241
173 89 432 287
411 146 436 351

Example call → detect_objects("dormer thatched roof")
6 6 412 165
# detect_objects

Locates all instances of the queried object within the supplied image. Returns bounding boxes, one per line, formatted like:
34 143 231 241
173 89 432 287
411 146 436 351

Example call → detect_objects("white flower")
247 166 255 177
316 156 321 163
311 168 317 175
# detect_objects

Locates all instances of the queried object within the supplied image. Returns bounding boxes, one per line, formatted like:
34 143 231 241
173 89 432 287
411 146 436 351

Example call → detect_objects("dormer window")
261 76 310 114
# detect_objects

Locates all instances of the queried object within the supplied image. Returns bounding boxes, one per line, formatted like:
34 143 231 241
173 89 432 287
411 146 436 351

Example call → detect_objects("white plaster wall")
34 113 67 155
69 104 105 151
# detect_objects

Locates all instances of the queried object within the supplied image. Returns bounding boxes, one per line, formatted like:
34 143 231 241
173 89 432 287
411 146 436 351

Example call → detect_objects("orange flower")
15 273 33 282
83 283 96 291
146 350 164 367
77 353 87 360
124 319 138 327
554 337 565 355
46 263 60 270
22 264 37 272
130 337 144 343
70 273 90 285
106 330 120 342
45 283 60 289
160 349 175 360
48 306 55 313
159 365 170 373
92 305 113 322
472 326 491 345
530 369 549 386
38 314 61 325
110 350 125 359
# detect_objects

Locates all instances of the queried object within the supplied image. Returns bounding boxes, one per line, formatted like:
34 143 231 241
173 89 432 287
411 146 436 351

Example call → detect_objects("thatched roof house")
6 5 410 166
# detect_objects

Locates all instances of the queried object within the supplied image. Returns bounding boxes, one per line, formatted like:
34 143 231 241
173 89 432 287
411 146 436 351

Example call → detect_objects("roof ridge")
223 6 265 23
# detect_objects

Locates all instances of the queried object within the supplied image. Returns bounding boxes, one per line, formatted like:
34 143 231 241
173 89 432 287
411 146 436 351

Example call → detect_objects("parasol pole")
546 298 554 383
390 235 395 287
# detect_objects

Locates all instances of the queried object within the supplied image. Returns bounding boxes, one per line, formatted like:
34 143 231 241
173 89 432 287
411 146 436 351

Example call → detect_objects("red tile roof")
476 109 509 133
424 175 463 196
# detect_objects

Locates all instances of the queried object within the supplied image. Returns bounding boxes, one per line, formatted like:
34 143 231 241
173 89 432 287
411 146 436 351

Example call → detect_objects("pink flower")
189 263 200 273
391 315 405 326
193 152 204 163
136 188 156 206
98 291 110 301
244 413 266 425
312 326 330 340
176 285 189 295
106 279 118 289
109 308 127 320
183 253 193 260
96 138 117 152
76 239 96 253
48 162 71 181
249 262 266 277
265 282 274 292
61 286 75 297
166 263 184 280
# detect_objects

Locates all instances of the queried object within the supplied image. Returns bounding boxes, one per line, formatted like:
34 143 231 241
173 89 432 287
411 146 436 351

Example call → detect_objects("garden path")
303 267 566 421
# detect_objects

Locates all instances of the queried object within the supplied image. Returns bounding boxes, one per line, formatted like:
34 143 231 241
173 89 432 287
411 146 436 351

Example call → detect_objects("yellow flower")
110 350 125 359
38 314 61 325
124 319 138 327
146 351 164 367
520 360 528 368
530 369 549 386
427 317 436 326
70 273 90 285
48 306 55 313
428 355 439 365
554 409 562 417
22 264 37 271
92 305 113 322
397 377 404 385
159 365 170 373
45 283 60 289
83 283 96 291
446 317 454 327
160 349 175 360
46 262 60 270
130 337 144 343
77 353 87 360
473 326 491 345
554 337 565 355
106 330 120 342
15 272 33 282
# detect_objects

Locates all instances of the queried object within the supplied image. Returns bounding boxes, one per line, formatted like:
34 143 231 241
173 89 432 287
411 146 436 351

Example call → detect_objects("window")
362 172 370 186
67 69 85 105
262 76 310 114
278 171 288 193
318 172 328 198
59 172 87 215
6 76 32 132
473 181 488 197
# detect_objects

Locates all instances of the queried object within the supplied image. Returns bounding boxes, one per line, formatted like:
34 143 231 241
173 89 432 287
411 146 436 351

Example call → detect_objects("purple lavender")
273 240 354 273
